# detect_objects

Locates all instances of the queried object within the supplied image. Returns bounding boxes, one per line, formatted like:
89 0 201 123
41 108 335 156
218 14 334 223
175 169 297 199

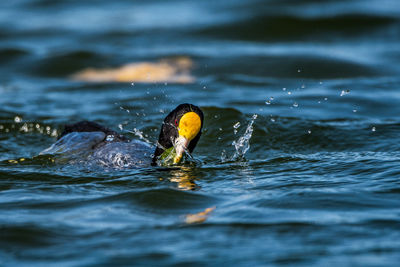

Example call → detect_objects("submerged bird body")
41 104 203 168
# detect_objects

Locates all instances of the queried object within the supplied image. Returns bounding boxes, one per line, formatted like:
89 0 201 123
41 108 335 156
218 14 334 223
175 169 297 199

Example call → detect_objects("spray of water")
126 128 151 144
230 114 258 161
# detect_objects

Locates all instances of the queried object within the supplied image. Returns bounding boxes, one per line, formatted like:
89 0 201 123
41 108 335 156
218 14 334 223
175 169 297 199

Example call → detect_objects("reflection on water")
71 57 194 83
168 167 199 191
167 167 215 224
185 206 215 224
1 0 400 265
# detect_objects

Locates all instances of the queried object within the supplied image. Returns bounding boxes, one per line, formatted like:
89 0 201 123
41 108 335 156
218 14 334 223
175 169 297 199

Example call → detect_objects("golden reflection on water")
168 166 199 191
166 167 216 224
71 57 194 83
185 206 215 224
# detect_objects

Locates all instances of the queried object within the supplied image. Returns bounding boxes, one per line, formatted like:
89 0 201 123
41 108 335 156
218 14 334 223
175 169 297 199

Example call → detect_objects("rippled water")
1 0 400 265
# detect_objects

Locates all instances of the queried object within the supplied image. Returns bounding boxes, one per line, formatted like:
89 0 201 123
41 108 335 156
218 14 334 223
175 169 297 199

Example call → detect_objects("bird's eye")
174 119 178 127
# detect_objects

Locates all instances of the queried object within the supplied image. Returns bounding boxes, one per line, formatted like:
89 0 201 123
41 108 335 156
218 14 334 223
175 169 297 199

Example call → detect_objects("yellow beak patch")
178 112 201 141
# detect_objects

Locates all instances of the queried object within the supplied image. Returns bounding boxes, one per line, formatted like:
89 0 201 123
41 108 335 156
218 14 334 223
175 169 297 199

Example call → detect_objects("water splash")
157 142 198 166
119 106 130 113
106 135 115 142
220 149 227 162
105 152 134 168
233 122 241 134
126 128 151 144
340 89 350 96
231 114 258 161
265 96 274 105
0 122 58 137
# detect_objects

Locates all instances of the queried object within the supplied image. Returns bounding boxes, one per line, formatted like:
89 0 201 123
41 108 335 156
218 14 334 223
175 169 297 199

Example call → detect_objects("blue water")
1 0 400 266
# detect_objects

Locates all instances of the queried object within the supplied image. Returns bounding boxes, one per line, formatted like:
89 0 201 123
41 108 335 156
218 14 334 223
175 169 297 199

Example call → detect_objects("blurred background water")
1 0 400 266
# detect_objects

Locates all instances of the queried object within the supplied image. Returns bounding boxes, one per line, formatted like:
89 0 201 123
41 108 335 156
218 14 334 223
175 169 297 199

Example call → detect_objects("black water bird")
41 103 204 167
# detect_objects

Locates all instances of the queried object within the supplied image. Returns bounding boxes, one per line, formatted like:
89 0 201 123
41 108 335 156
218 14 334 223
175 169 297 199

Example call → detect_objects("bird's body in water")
40 104 204 168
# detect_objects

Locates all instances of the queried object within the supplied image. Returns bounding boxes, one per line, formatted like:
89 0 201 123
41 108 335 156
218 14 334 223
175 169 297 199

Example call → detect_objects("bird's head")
152 103 203 165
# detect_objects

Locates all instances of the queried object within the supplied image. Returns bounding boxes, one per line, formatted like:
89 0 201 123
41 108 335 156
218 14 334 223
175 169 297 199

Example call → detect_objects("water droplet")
14 116 22 123
219 127 223 131
233 122 241 134
126 128 151 144
293 102 299 108
288 91 292 95
106 135 115 141
20 123 28 132
282 87 286 91
318 101 321 104
118 124 123 130
353 109 357 113
340 89 350 96
324 97 328 101
297 69 301 73
270 118 275 122
221 149 227 162
371 127 376 132
319 81 323 85
307 130 312 134
131 83 135 86
265 97 274 105
301 84 305 89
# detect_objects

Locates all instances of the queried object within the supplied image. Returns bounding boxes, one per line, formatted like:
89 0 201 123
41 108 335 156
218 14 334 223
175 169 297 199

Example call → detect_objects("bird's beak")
173 111 201 164
173 135 189 164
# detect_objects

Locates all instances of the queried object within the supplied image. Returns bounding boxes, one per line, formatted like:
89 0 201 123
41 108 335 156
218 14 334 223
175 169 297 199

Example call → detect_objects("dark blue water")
1 0 400 266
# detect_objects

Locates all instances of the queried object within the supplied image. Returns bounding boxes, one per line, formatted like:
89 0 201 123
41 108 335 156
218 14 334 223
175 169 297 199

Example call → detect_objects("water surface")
1 0 400 266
